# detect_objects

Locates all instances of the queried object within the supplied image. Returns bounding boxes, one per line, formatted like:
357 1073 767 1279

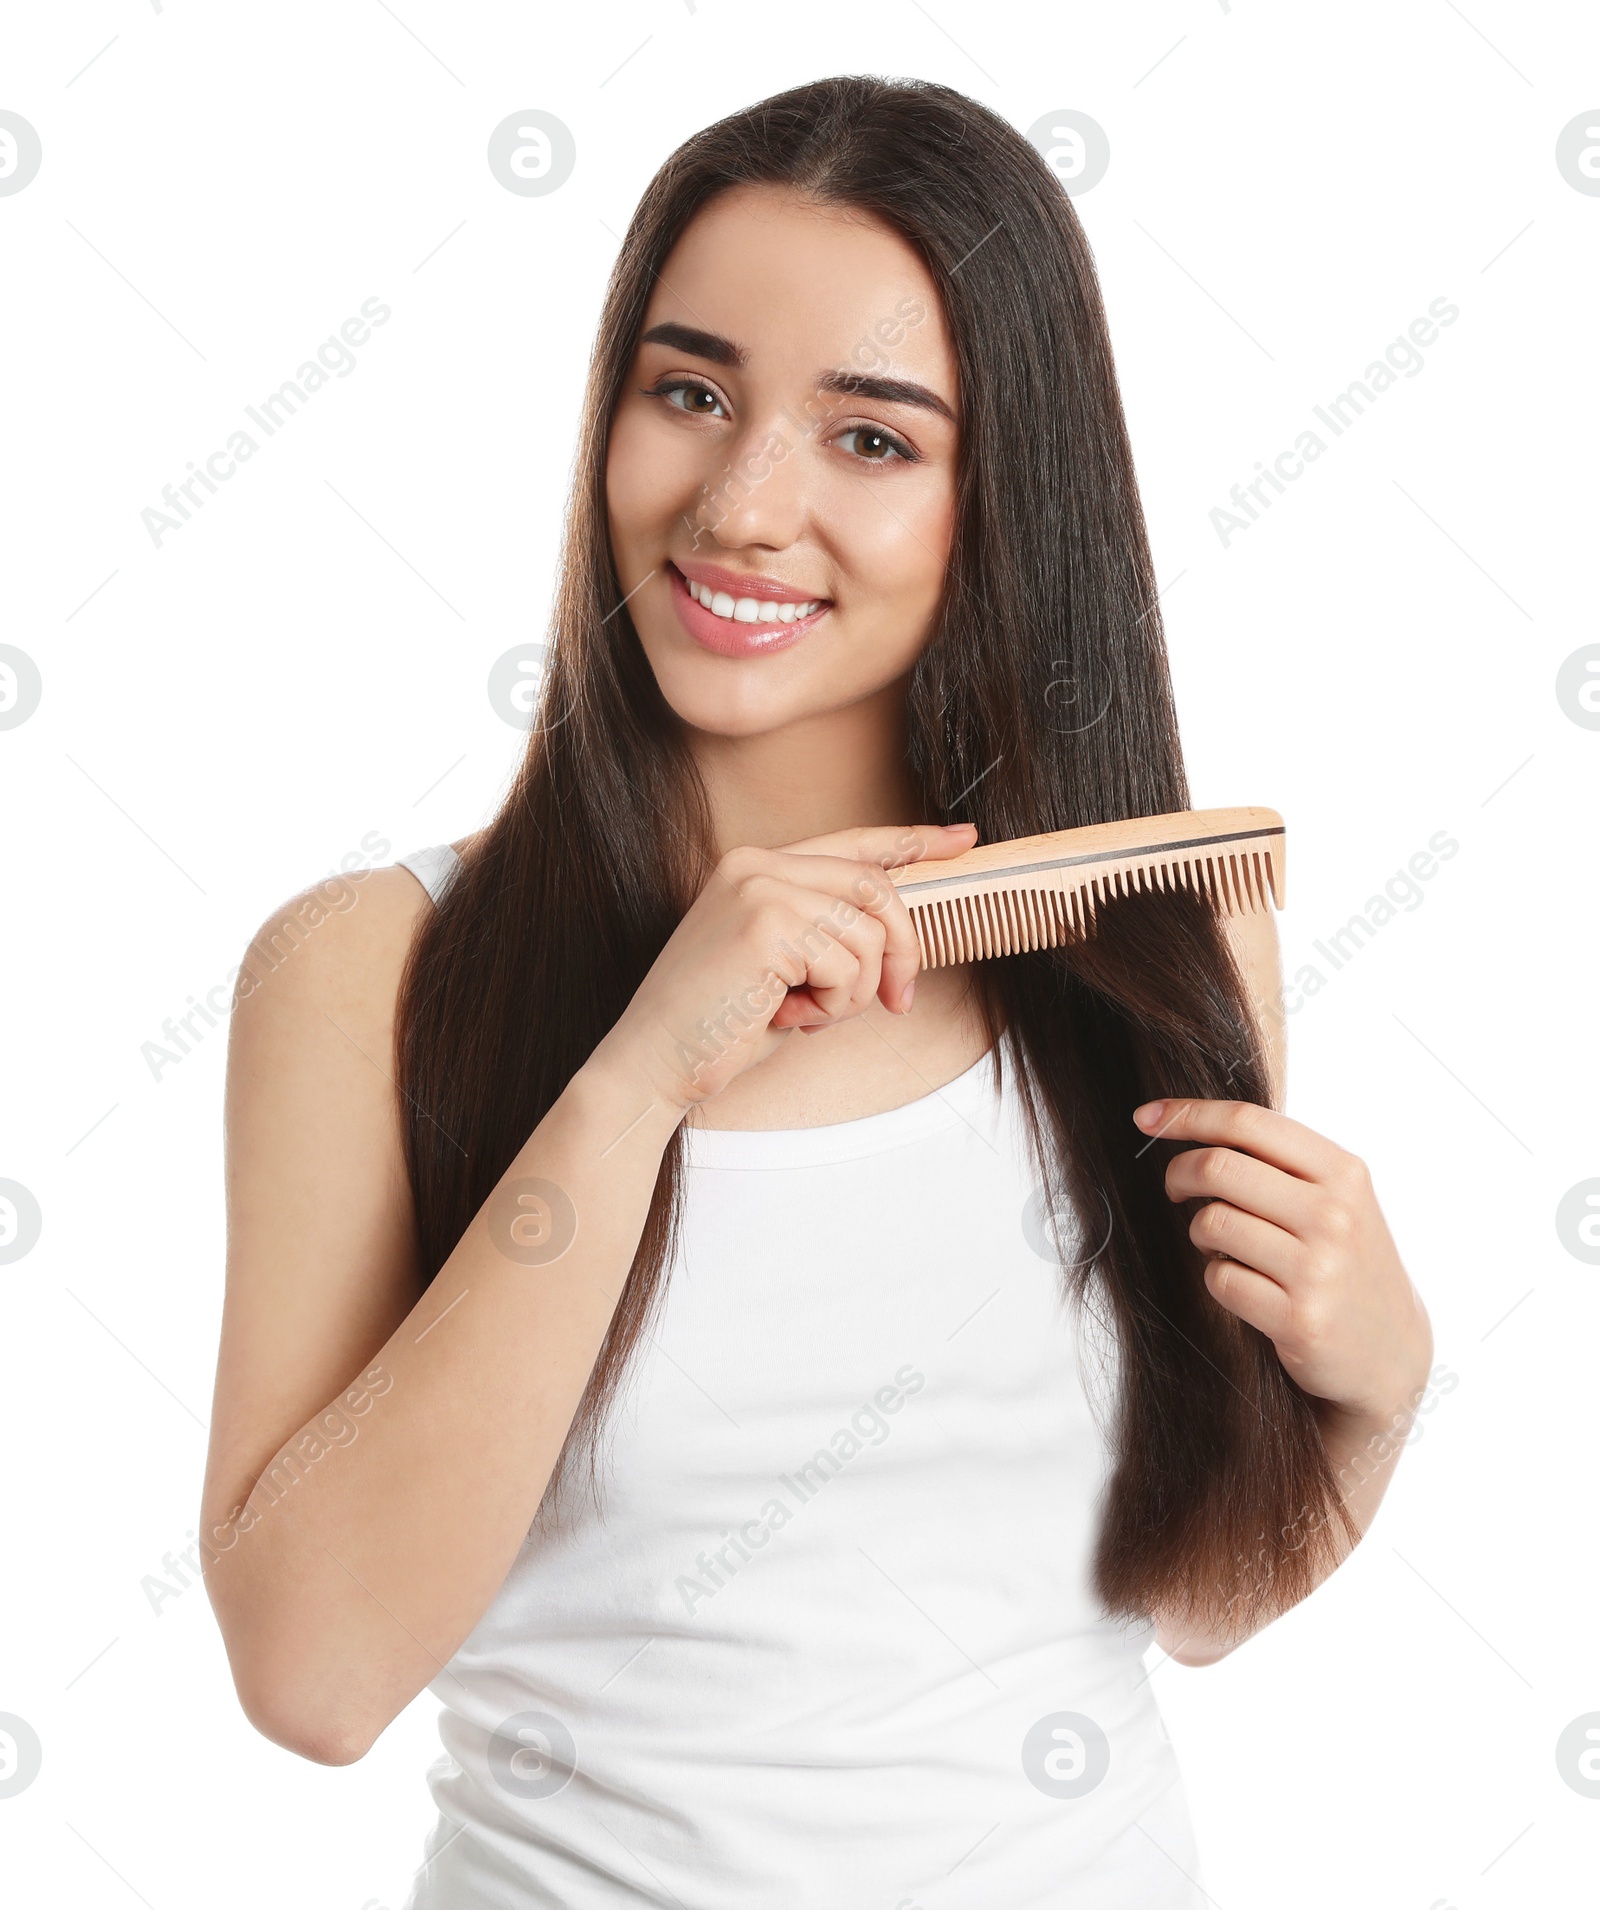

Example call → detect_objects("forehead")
642 183 954 395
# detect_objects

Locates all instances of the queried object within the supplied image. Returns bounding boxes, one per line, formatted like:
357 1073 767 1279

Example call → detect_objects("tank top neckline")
681 1044 1002 1170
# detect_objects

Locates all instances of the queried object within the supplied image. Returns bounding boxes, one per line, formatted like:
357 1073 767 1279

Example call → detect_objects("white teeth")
686 575 824 623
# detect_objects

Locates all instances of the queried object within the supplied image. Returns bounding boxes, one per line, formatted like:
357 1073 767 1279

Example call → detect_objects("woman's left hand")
1133 1097 1432 1426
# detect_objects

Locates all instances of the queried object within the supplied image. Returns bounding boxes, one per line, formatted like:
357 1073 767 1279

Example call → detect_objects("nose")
685 411 810 555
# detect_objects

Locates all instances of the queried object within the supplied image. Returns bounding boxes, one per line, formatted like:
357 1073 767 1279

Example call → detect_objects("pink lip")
674 556 826 604
667 562 831 659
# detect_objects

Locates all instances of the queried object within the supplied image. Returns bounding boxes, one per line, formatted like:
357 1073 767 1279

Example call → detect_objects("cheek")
605 406 698 546
837 475 954 629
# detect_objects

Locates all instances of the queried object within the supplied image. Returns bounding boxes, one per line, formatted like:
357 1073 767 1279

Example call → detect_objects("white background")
2 3 1596 1906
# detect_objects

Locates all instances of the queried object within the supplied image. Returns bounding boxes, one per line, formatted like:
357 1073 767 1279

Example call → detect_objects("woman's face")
606 184 960 739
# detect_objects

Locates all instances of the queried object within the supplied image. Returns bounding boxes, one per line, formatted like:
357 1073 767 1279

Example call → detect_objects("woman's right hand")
588 820 979 1115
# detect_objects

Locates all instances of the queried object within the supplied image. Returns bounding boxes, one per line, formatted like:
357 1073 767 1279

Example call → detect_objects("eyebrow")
638 320 956 424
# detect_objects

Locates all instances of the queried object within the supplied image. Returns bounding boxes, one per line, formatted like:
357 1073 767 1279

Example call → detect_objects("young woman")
201 76 1432 1907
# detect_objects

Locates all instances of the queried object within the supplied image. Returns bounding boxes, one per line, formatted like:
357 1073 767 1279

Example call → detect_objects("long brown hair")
395 75 1355 1633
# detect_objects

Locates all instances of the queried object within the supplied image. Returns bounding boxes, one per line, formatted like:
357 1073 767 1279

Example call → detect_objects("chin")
639 636 834 739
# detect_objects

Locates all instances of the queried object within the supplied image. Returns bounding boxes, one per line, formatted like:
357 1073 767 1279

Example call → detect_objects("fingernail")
1133 1100 1165 1129
900 980 915 1013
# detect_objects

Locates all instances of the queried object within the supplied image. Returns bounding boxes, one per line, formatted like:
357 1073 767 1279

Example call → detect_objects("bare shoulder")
221 843 473 1233
235 864 430 1022
232 830 484 1034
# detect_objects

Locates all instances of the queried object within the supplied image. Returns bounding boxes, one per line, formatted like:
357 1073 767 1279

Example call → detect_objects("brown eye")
837 423 915 465
646 378 727 419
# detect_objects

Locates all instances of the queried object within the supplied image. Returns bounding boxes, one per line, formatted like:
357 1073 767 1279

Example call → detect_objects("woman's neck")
688 678 924 855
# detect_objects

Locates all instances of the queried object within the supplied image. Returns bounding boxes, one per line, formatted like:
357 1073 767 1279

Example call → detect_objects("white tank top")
394 845 1205 1908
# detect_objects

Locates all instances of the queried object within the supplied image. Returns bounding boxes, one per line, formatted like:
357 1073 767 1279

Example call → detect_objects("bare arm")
1147 904 1433 1667
201 822 974 1763
200 865 681 1764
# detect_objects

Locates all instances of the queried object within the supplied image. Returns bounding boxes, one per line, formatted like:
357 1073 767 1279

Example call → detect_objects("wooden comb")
886 807 1285 969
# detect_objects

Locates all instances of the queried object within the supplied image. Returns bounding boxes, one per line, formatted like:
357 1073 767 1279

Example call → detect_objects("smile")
684 576 827 623
668 563 832 659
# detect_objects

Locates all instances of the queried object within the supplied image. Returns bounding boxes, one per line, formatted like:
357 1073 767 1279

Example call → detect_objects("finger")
822 899 888 1021
1187 1199 1305 1286
1164 1146 1323 1236
1133 1097 1345 1183
1201 1255 1294 1341
775 986 831 1033
748 880 883 1025
783 820 978 871
752 849 925 1015
776 902 864 1024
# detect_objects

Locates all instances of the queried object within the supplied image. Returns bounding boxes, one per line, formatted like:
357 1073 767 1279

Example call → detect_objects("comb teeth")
888 807 1285 970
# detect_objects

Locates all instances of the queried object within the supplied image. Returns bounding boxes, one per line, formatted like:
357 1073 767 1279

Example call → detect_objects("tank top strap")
395 842 463 906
